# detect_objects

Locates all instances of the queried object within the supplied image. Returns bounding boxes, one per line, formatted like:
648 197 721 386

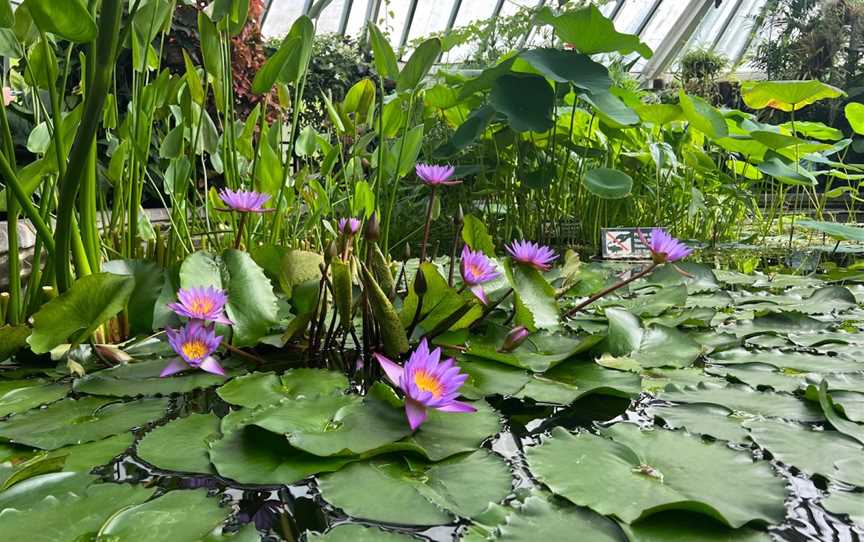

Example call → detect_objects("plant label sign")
601 228 652 259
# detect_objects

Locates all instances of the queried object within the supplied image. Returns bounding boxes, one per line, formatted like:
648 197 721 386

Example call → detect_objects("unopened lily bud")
324 241 338 264
413 268 427 296
403 243 411 261
454 204 464 227
499 326 530 352
365 212 380 242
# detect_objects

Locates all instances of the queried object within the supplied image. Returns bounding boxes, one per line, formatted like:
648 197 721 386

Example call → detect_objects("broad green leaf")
252 35 300 94
100 489 231 541
757 153 816 186
0 475 153 541
396 38 441 92
0 381 67 417
137 413 220 474
659 381 823 421
73 357 241 397
464 326 603 373
0 325 30 360
0 396 168 450
29 273 136 354
527 425 786 527
581 90 639 128
331 259 353 329
368 23 398 80
679 90 728 139
741 80 844 112
308 524 416 541
361 265 409 357
23 0 95 42
461 214 496 256
745 418 864 486
504 260 558 330
0 0 13 28
319 450 512 526
648 403 751 443
844 102 864 134
435 105 496 156
604 308 701 369
823 491 864 525
217 369 348 408
583 167 633 199
796 220 864 242
518 48 611 94
102 259 165 336
620 512 774 542
814 381 864 446
535 5 652 57
490 73 554 133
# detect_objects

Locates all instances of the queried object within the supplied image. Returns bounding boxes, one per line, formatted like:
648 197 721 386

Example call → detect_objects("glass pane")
262 1 305 38
315 0 348 34
376 0 413 50
612 0 659 35
407 0 453 43
715 0 769 64
344 0 375 37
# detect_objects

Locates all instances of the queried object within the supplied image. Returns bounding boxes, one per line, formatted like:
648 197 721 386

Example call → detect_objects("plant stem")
233 213 248 249
419 186 436 262
563 263 658 318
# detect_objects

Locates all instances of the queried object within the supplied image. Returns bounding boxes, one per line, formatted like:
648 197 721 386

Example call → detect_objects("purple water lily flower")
416 164 460 186
167 286 232 325
374 339 476 430
338 217 361 236
161 321 226 377
506 240 558 271
218 188 272 213
460 245 501 304
638 228 693 264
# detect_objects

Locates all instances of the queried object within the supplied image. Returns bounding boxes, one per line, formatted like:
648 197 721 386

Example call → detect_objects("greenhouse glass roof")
261 0 770 78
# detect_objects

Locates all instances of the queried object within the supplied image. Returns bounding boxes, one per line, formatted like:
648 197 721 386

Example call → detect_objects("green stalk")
0 153 55 254
382 91 416 252
54 0 123 291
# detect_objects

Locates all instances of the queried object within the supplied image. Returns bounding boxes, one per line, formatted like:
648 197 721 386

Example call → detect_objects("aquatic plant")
373 339 476 430
167 287 233 325
162 321 225 377
506 240 558 272
459 245 502 304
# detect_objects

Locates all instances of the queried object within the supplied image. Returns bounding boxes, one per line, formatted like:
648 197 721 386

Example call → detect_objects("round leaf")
583 168 633 199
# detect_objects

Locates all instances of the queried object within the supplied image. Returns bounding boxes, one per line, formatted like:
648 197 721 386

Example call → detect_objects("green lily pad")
209 424 352 486
640 367 720 393
644 263 720 294
543 361 642 399
100 488 232 541
709 348 862 373
51 433 134 472
465 327 602 372
137 413 220 474
73 358 243 397
745 418 864 485
319 450 512 526
0 473 153 541
704 363 808 393
0 381 68 417
217 369 348 408
725 313 830 338
602 285 688 317
0 396 169 450
604 308 702 369
526 425 786 527
307 524 418 541
812 381 864 446
649 403 751 443
823 491 864 525
659 382 823 421
620 511 774 541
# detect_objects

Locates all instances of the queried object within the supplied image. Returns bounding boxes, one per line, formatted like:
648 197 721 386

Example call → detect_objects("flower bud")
324 240 338 264
365 212 380 242
499 326 530 352
413 268 427 296
454 204 464 227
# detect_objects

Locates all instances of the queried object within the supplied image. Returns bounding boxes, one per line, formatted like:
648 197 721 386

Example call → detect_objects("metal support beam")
361 0 384 48
517 0 549 49
261 0 274 29
609 0 626 22
711 0 745 51
398 0 421 54
640 0 716 80
491 0 505 18
338 0 355 35
302 0 314 15
634 0 663 38
445 0 463 33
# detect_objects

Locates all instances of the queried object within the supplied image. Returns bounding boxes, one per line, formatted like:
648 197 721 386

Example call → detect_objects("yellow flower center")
467 263 484 278
181 340 208 361
413 370 444 398
190 298 214 316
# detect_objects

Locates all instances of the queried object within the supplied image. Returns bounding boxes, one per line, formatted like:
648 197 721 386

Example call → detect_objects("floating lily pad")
465 328 602 372
544 361 642 399
73 358 244 397
0 396 169 450
604 309 702 369
526 425 786 527
812 381 864 445
601 285 688 317
744 418 864 486
209 425 352 486
0 382 68 417
51 433 134 472
318 450 512 526
709 348 862 374
100 488 232 541
217 369 348 408
138 413 221 474
649 403 751 443
704 363 808 393
307 524 419 541
619 511 774 541
726 314 830 338
823 491 864 525
0 473 153 541
644 263 720 294
659 382 822 421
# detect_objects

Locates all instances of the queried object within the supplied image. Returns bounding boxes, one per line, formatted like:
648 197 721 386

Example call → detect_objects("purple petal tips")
338 217 362 236
167 286 232 325
639 228 693 264
506 240 558 271
460 245 501 304
162 321 225 377
218 188 272 213
415 163 460 186
373 339 475 430
499 326 530 352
